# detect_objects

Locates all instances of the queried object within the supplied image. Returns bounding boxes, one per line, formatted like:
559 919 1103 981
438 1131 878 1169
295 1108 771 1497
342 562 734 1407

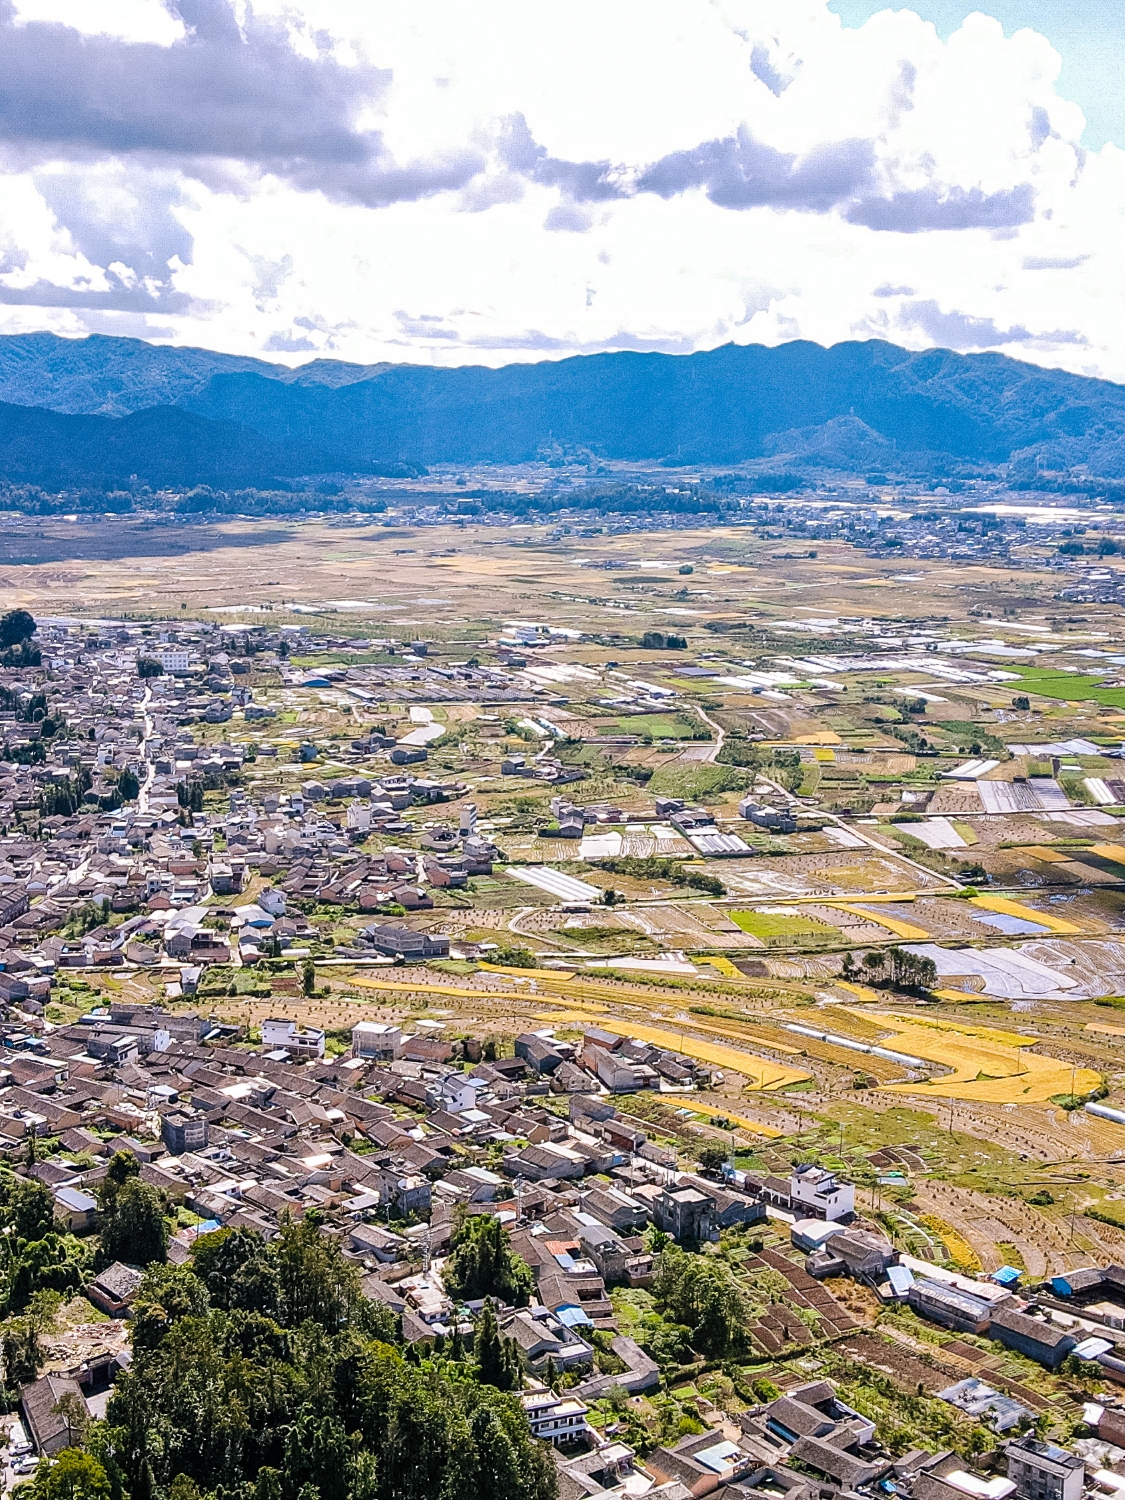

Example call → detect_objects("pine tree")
475 1299 520 1391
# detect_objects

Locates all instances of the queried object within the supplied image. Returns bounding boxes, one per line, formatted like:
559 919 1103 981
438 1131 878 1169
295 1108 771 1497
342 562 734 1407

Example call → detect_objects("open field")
12 504 1125 1288
875 1013 1103 1104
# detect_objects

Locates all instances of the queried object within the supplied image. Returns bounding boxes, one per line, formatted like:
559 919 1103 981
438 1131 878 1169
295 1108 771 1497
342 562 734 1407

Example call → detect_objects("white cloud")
0 0 1121 378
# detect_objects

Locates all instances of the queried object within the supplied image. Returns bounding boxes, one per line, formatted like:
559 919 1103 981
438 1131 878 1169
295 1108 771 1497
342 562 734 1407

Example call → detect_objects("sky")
1 0 1124 378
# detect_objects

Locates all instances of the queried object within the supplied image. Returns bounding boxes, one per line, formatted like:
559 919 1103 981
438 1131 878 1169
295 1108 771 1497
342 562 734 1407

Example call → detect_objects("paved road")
137 684 156 813
692 703 725 762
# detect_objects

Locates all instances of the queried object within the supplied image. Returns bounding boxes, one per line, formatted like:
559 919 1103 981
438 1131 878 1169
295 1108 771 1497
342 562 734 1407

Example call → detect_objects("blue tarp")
555 1304 594 1329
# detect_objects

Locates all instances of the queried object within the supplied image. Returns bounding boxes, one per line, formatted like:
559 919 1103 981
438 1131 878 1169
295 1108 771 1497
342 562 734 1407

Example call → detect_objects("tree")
26 1449 111 1500
131 1265 210 1351
0 610 35 648
379 1381 466 1500
696 1144 728 1177
191 1226 280 1317
468 1405 521 1498
474 1299 521 1391
444 1211 533 1307
53 1391 91 1450
104 1298 556 1500
273 1216 359 1331
97 1177 168 1269
117 769 140 801
282 1409 352 1500
176 781 203 813
12 1179 55 1242
136 658 163 679
301 960 316 996
1 1313 43 1385
861 945 937 994
652 1246 752 1358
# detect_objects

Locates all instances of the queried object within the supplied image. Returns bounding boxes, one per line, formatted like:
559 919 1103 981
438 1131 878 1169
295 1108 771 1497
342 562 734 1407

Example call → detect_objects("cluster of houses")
528 1368 1102 1500
785 1214 1125 1398
6 997 779 1467
9 981 1125 1499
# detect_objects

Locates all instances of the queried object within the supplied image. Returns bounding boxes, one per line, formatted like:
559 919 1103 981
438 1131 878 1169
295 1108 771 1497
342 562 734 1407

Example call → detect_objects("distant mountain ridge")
184 339 1125 475
0 400 396 491
1 331 1125 482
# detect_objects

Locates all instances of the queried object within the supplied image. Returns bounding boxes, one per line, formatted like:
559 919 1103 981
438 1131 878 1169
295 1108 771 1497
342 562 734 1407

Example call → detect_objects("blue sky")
831 1 1124 147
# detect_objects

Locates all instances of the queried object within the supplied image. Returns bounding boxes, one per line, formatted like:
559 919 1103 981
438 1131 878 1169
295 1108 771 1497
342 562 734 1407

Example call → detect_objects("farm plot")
875 1012 1102 1104
908 1181 1060 1277
542 1013 811 1090
823 902 932 940
615 904 768 949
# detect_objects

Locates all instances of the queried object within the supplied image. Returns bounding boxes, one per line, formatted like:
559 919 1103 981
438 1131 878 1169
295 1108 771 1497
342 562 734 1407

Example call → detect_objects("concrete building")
351 1021 402 1059
1005 1439 1083 1500
161 1111 208 1156
790 1164 854 1221
521 1391 590 1446
261 1018 325 1059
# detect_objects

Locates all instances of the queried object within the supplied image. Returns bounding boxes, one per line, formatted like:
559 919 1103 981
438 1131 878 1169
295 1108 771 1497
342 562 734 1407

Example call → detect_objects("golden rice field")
969 894 1084 935
823 903 931 940
870 1011 1101 1104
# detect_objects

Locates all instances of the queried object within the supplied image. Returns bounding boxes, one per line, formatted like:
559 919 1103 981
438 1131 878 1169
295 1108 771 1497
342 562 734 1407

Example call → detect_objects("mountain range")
1 331 1125 490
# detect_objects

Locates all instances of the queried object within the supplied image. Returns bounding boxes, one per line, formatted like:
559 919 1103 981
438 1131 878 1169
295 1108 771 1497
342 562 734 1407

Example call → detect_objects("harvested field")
824 902 932 940
874 1012 1102 1104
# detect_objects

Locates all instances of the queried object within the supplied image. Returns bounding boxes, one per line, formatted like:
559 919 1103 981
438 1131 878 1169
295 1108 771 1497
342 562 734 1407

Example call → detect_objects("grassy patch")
615 714 691 739
729 910 841 944
1008 666 1125 709
646 763 750 801
805 1101 1041 1196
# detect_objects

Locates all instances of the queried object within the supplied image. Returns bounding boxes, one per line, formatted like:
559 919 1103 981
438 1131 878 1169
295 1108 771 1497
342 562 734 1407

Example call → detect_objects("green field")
646 763 749 800
1009 665 1125 709
615 714 687 738
729 909 841 944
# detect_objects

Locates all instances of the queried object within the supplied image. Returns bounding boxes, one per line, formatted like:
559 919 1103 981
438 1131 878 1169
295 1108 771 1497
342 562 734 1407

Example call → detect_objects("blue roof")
992 1266 1022 1286
694 1441 742 1474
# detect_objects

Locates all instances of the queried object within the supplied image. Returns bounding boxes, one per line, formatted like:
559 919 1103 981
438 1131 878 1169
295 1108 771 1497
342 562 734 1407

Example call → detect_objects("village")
2 530 1125 1497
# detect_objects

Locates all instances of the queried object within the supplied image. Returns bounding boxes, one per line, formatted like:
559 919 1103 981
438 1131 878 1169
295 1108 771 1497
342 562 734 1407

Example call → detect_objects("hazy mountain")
0 332 383 418
0 401 390 490
183 339 1125 472
2 332 1125 480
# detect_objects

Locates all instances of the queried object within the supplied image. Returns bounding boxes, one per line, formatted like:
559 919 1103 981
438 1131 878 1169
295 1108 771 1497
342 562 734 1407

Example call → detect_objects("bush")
487 945 539 969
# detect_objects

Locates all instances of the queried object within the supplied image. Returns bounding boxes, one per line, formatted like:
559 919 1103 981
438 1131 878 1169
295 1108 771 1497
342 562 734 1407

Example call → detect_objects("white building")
521 1391 590 1446
158 649 192 675
261 1017 325 1059
790 1165 854 1222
